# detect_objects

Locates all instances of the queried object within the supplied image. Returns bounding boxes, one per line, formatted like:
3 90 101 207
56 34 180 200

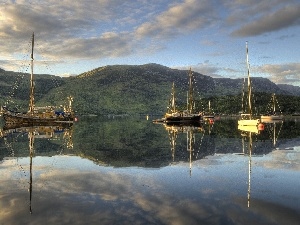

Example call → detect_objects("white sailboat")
238 42 261 130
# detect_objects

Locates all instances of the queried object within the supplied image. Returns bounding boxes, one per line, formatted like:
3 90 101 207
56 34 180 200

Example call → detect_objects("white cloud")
173 63 229 78
135 0 217 39
230 2 300 37
0 0 299 80
256 63 300 85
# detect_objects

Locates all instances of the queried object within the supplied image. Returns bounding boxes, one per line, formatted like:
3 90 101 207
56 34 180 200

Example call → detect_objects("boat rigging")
1 33 76 127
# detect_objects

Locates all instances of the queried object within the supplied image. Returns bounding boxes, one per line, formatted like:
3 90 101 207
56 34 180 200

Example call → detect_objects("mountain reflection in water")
0 116 299 225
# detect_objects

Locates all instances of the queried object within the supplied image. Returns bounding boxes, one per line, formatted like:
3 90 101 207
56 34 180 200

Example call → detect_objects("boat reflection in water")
238 121 279 208
263 120 283 149
0 124 73 214
156 121 206 176
239 129 255 208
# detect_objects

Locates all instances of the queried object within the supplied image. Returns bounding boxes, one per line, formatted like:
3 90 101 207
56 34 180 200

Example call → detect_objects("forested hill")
0 63 299 115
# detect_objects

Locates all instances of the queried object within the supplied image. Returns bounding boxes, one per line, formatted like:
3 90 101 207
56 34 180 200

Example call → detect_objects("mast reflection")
264 120 283 149
162 123 204 176
0 124 73 214
240 127 261 208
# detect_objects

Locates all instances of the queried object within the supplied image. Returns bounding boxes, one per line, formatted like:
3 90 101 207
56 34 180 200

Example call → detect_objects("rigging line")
276 122 283 143
195 129 205 159
33 38 65 100
241 77 246 113
4 37 32 109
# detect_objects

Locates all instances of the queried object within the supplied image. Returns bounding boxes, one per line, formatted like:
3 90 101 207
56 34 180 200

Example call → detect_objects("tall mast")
171 82 176 113
246 41 252 119
29 33 35 115
187 68 194 114
272 93 276 114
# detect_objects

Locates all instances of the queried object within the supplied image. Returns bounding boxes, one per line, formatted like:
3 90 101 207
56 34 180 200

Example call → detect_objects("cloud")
0 1 145 57
200 39 219 46
173 62 240 78
135 0 216 39
38 32 134 59
1 156 299 225
231 3 300 37
0 0 299 79
256 63 300 85
173 63 218 77
258 149 300 171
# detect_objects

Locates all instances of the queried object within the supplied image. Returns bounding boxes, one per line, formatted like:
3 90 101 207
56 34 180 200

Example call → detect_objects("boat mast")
246 42 252 119
272 93 276 114
187 68 194 114
29 33 35 115
171 82 176 113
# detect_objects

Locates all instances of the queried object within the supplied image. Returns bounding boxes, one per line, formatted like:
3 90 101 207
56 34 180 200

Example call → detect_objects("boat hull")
165 115 201 121
165 114 202 126
3 112 75 127
260 115 283 123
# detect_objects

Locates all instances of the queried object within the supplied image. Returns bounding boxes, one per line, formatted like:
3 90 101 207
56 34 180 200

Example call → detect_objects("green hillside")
1 64 300 115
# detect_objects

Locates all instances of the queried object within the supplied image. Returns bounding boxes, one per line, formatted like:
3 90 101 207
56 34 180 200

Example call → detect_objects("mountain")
0 63 299 115
213 77 289 96
277 84 300 96
0 69 65 110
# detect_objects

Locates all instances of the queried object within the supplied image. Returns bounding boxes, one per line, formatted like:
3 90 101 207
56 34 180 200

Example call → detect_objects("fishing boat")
260 93 283 123
164 68 202 125
238 42 261 129
1 33 76 126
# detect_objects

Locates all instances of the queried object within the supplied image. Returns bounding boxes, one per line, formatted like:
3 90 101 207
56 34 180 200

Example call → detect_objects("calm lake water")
0 116 299 225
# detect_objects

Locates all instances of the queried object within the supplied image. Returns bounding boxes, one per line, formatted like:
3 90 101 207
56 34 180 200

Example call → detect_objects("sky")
0 0 300 86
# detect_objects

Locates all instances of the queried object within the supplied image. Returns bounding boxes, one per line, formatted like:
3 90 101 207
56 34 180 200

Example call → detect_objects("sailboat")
1 33 76 127
164 68 202 125
260 93 283 123
203 100 214 120
238 42 261 130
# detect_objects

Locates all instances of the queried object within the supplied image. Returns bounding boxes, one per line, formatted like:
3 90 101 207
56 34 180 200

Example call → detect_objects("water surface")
0 117 299 225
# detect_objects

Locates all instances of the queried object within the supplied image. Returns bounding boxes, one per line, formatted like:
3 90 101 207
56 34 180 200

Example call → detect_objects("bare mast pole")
188 68 194 114
171 82 176 113
29 33 35 115
246 41 252 119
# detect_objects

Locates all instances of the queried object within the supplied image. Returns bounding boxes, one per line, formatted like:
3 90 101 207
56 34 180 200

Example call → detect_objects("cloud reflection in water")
0 154 299 225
